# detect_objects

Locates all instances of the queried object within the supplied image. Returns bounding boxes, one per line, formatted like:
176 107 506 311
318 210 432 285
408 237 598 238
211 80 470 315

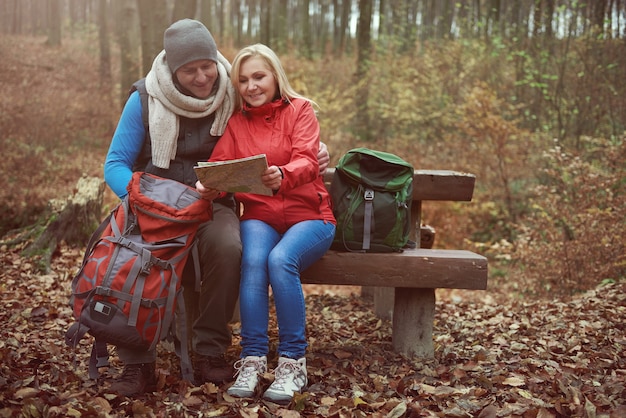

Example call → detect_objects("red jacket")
209 98 335 233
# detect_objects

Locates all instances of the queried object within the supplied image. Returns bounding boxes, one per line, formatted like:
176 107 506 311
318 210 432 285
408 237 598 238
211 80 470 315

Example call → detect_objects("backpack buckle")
364 189 374 201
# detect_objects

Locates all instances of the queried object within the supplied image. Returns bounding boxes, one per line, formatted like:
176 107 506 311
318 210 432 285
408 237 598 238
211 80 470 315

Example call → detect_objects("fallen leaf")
14 387 39 399
333 349 352 359
502 376 526 387
386 401 407 418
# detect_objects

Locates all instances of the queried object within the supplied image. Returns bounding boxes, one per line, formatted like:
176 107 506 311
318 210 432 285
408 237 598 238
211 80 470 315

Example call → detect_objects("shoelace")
233 358 265 381
272 361 301 388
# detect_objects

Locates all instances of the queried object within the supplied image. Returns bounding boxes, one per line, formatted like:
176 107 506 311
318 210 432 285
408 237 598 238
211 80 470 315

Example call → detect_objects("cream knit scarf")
145 50 235 169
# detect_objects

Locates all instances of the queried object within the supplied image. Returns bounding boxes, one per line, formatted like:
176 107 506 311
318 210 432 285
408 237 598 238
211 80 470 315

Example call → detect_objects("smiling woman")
199 43 335 404
234 55 278 107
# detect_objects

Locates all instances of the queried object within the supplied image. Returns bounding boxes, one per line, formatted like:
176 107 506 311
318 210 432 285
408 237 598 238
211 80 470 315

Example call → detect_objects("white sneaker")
226 355 267 398
262 357 308 404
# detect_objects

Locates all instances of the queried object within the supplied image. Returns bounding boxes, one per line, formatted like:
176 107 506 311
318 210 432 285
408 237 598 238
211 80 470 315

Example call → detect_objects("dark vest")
131 79 235 209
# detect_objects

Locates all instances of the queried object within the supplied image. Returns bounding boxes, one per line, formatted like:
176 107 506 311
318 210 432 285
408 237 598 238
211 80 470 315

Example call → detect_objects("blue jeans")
239 219 335 359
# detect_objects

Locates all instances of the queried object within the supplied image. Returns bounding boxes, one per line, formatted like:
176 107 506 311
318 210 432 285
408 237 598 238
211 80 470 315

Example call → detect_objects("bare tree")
273 0 288 53
393 0 415 51
46 0 62 46
317 0 331 54
245 0 257 42
98 0 111 84
172 0 197 22
137 0 168 76
301 0 312 58
354 0 373 140
6 0 23 34
232 0 244 46
259 0 271 46
332 0 352 56
114 0 140 104
68 0 88 37
198 0 216 31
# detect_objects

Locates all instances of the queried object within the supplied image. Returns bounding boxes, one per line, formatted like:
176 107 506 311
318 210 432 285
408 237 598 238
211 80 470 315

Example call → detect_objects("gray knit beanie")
164 19 217 74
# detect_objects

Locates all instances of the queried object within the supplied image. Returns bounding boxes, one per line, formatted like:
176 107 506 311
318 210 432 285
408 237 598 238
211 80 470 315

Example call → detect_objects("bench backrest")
322 168 476 202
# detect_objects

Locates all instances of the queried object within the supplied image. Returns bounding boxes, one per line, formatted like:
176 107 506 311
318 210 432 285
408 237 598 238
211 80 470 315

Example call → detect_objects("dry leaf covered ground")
0 242 624 417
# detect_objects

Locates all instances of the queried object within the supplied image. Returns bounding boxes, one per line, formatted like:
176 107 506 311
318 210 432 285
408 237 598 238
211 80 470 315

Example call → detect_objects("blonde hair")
230 43 318 111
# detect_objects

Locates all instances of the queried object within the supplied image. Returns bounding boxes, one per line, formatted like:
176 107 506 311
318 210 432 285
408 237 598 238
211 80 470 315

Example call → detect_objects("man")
103 19 329 396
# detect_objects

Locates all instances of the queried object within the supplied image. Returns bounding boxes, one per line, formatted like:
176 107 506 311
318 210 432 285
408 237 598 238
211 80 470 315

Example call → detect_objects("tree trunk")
172 0 197 22
198 0 216 33
300 0 312 58
233 0 244 46
354 0 372 140
340 0 352 55
137 0 168 76
259 0 271 46
114 0 140 104
274 0 288 54
21 177 105 273
46 0 62 46
98 0 111 84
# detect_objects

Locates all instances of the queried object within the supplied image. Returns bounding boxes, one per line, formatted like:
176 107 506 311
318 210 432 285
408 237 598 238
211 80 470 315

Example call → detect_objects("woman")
196 44 335 403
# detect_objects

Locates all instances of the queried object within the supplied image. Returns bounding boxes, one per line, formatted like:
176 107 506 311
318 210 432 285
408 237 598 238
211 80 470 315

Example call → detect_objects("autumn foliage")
1 32 625 416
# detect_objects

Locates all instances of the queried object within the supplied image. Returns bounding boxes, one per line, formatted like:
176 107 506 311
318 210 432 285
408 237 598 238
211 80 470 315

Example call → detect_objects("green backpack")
330 148 414 253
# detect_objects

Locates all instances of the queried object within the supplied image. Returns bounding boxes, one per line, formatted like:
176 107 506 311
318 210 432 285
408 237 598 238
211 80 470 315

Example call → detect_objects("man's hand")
318 141 330 176
195 181 221 200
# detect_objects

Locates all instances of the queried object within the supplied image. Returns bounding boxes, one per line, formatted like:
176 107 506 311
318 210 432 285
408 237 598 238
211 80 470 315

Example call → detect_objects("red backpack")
65 172 211 382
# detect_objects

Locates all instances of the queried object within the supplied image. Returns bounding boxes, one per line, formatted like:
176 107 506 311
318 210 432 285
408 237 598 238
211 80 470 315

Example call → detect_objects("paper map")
194 154 273 196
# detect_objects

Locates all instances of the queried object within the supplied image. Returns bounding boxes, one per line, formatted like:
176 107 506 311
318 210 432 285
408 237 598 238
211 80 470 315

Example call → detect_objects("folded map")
194 154 273 196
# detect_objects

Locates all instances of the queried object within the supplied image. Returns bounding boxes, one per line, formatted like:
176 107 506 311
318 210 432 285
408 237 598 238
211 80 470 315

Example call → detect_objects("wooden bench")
301 169 488 358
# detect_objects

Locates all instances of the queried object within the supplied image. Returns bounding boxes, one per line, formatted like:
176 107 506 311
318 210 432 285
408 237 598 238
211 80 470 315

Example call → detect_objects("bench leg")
361 287 395 321
373 288 394 320
392 288 435 358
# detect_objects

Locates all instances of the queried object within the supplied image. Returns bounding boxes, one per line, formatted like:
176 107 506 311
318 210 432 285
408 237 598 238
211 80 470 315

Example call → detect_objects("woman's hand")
195 180 221 200
262 165 283 191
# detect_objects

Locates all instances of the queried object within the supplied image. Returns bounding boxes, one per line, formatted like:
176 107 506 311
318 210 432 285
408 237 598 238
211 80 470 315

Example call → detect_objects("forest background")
0 0 625 416
1 0 625 299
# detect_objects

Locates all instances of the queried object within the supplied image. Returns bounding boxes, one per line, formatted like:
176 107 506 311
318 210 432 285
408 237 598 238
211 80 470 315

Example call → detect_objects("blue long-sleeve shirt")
104 91 146 199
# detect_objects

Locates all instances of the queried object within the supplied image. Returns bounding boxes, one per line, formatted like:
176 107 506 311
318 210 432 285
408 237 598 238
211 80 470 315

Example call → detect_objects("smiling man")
103 19 240 396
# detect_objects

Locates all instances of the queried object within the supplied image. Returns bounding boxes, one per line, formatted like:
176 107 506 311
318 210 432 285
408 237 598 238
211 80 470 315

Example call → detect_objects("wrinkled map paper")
194 154 273 196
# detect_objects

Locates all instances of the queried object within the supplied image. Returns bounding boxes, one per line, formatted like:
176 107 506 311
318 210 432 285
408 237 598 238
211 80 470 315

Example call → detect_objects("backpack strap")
172 290 194 382
191 240 202 292
65 322 110 380
88 339 110 379
362 188 375 251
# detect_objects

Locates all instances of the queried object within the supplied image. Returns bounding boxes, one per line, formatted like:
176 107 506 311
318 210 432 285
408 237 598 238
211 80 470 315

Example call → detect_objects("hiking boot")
262 357 307 404
195 354 234 384
226 356 267 398
110 362 157 396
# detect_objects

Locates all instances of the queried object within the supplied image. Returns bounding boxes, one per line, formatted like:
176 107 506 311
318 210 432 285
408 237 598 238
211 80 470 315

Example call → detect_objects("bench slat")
302 249 487 290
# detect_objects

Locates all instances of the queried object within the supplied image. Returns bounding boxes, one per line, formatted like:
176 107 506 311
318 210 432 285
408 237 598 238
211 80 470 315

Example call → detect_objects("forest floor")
1 35 625 417
1 241 625 417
